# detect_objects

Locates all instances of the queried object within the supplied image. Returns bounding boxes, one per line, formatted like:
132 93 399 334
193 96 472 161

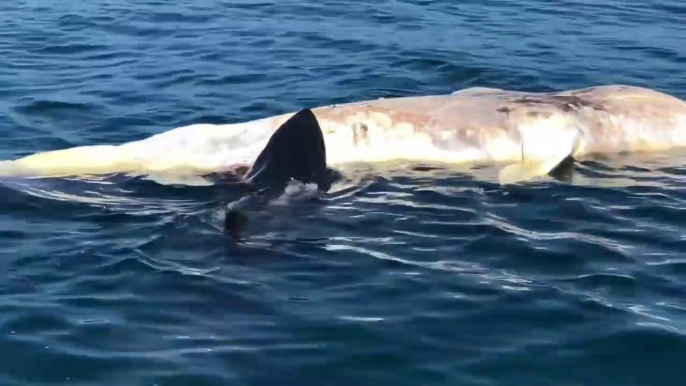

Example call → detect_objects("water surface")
1 1 686 385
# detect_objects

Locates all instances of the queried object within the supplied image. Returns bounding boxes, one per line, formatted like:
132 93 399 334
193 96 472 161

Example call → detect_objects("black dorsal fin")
243 109 328 190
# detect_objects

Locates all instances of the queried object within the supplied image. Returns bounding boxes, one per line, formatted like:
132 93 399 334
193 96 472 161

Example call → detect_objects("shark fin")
243 108 328 190
225 108 329 241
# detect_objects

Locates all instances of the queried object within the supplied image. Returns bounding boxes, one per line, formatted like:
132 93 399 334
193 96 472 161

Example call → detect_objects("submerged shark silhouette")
221 108 334 241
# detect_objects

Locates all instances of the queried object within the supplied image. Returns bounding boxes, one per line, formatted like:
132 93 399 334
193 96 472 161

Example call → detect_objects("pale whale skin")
3 85 686 184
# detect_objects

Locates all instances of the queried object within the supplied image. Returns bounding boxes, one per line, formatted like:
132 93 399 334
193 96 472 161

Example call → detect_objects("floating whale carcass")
1 85 685 185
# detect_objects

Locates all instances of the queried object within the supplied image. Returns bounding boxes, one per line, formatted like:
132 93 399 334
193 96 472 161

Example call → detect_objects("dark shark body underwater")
220 109 339 242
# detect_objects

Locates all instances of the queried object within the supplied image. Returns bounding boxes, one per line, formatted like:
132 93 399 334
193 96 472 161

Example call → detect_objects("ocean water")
1 0 686 385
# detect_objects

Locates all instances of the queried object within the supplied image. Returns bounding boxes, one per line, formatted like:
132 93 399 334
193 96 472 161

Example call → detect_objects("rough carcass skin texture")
2 85 685 184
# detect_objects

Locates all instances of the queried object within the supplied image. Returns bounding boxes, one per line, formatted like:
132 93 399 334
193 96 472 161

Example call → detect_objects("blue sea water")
1 0 686 385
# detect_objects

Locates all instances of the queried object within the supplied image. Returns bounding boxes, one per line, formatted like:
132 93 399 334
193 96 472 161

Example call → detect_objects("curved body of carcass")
2 85 685 184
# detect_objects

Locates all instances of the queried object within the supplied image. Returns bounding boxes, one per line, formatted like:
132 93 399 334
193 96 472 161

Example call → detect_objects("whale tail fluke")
498 115 580 185
498 154 572 185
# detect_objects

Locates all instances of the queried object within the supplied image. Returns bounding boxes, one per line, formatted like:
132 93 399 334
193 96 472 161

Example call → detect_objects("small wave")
32 43 109 56
14 100 100 115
